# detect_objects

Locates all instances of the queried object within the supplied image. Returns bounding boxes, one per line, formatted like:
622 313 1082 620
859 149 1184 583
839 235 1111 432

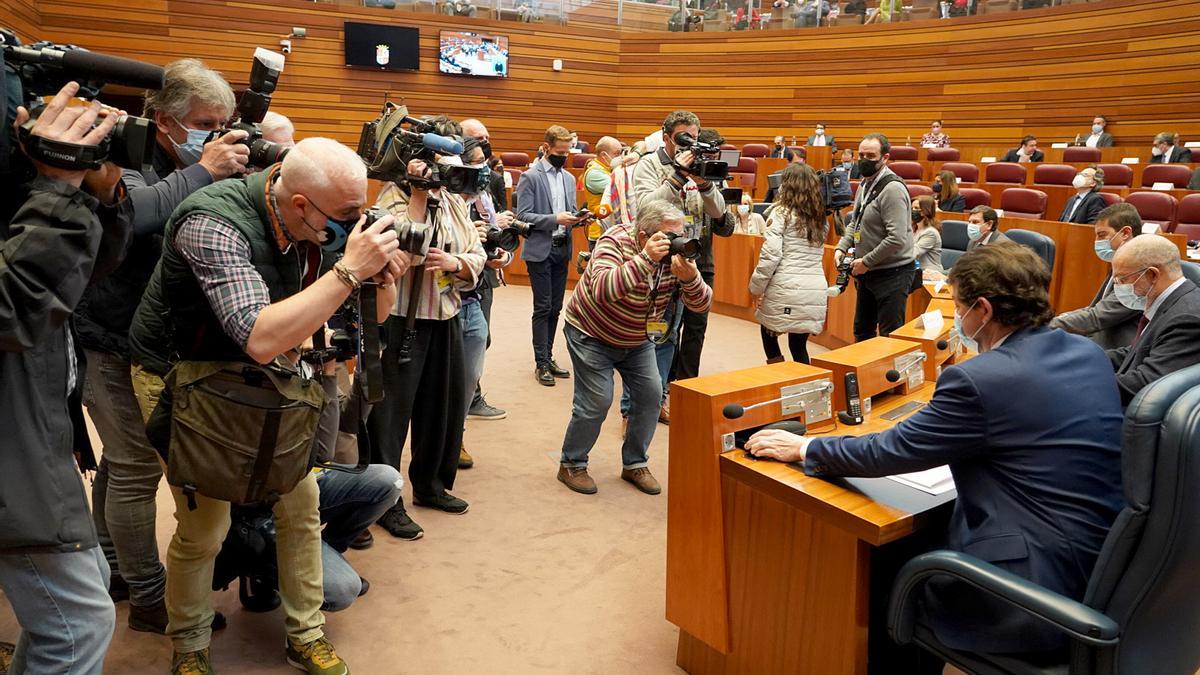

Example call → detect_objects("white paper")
888 466 956 495
994 209 1005 217
954 176 962 184
1051 142 1069 149
1152 182 1176 191
920 310 944 337
1121 157 1140 164
1142 223 1160 234
1186 141 1200 148
980 156 996 163
933 279 946 294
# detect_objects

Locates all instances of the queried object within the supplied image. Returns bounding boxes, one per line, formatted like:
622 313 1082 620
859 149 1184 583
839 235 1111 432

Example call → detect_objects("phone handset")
836 372 864 425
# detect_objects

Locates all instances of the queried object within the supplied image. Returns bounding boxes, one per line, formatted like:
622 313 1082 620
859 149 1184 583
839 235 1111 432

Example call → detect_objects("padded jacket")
749 207 827 335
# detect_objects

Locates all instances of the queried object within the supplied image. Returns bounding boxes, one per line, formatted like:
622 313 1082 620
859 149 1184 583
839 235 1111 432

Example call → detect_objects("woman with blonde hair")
732 193 767 235
749 164 828 364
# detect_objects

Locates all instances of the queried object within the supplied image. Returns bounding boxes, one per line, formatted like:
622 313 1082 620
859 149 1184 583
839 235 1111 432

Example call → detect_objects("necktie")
1134 314 1149 342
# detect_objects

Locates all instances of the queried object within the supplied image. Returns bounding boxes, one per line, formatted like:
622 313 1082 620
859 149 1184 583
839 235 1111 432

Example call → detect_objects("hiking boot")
377 504 424 540
285 636 348 675
459 446 475 469
467 397 507 420
621 467 662 495
535 366 555 386
349 529 374 550
413 492 470 514
171 648 213 675
128 599 168 634
547 360 570 378
108 573 129 603
558 465 597 494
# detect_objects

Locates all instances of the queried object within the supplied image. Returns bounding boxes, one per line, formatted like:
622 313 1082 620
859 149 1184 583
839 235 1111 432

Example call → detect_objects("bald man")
583 136 622 214
129 137 406 674
1105 234 1200 405
261 111 296 147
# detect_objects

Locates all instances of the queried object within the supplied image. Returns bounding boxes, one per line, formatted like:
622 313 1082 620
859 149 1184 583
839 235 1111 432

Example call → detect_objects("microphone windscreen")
936 340 949 350
722 403 744 419
885 369 901 382
420 132 463 156
60 49 165 91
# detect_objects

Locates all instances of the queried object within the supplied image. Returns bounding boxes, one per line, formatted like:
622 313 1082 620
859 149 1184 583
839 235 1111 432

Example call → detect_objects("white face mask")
737 204 750 215
1152 146 1164 157
815 128 824 136
1072 174 1090 190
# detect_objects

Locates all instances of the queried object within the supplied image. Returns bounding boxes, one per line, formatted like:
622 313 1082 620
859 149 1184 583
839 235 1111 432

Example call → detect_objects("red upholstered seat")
1124 191 1179 231
720 144 737 150
1175 194 1200 239
571 153 595 168
736 157 758 174
574 141 590 153
742 143 769 158
889 161 924 181
1033 164 1078 186
889 146 919 160
1141 164 1194 188
941 162 979 183
985 162 1027 184
500 152 530 169
1098 163 1132 187
961 188 992 209
505 168 523 187
1063 147 1101 163
1098 192 1124 207
926 147 960 162
907 184 933 199
1000 187 1048 219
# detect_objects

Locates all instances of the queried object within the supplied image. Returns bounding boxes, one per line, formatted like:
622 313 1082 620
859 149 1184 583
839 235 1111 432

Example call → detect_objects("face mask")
1092 124 1103 135
1113 270 1149 311
967 222 983 241
1072 174 1089 190
547 153 567 169
931 181 942 193
1094 237 1116 262
305 200 358 253
1152 146 1164 157
931 128 941 136
737 204 750 215
815 129 824 136
467 162 491 195
170 117 209 166
858 157 880 178
953 299 986 353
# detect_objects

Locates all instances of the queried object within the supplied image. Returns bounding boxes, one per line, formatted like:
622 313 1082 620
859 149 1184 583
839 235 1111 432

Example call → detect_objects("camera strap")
18 120 110 170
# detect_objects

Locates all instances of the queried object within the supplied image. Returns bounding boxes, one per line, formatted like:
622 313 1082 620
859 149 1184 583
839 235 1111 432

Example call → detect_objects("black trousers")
760 327 810 364
853 263 914 343
528 245 570 368
670 271 714 382
364 315 466 498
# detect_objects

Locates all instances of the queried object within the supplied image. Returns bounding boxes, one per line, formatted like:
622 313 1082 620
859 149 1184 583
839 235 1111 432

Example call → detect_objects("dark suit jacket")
1050 272 1141 351
1001 148 1045 163
938 194 966 214
1059 190 1106 224
805 134 836 152
966 228 1010 251
805 327 1124 654
1149 146 1193 164
1107 279 1200 405
1079 131 1114 148
769 147 786 159
514 159 577 263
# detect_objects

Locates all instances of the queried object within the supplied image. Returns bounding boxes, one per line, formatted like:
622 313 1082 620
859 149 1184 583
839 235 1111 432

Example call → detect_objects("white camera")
279 39 292 55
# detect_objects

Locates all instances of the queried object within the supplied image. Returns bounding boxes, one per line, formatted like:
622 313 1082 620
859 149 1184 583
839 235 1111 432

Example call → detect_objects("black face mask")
931 181 943 194
912 209 922 223
547 153 567 170
858 157 881 178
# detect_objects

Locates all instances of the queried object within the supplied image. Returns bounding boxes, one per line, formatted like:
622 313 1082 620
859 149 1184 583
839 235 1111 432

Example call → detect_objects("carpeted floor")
1 284 824 674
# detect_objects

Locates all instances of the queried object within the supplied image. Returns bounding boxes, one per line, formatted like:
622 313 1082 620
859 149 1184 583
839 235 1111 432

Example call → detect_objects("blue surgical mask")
170 117 209 166
1113 270 1149 311
967 222 983 241
1094 236 1116 262
953 299 985 353
1092 124 1104 135
306 199 358 253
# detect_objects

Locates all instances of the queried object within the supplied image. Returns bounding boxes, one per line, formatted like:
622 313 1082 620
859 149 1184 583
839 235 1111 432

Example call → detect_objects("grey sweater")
836 166 915 270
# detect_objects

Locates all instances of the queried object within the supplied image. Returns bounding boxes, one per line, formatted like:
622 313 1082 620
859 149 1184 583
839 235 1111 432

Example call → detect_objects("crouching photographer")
0 79 132 675
125 138 404 675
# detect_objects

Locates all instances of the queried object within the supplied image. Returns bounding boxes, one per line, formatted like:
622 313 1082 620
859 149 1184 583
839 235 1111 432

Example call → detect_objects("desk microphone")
936 339 949 351
722 383 833 419
885 353 929 383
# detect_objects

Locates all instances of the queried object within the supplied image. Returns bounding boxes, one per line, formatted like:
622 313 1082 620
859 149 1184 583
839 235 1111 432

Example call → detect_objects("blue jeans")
316 465 402 612
619 302 682 416
560 324 660 470
0 546 115 675
460 300 488 414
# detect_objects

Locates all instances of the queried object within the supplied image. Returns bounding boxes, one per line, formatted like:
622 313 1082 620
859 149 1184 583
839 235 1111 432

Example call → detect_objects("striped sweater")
565 225 713 348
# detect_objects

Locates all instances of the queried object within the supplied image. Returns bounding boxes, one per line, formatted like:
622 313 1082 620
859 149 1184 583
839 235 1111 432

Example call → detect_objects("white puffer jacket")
749 207 828 335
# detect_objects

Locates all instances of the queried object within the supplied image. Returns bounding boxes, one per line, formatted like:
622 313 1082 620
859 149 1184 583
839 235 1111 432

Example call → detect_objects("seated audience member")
732 193 767 235
442 0 478 16
1001 135 1044 163
773 0 829 27
921 120 950 148
745 243 1124 657
770 135 787 159
764 147 806 202
864 0 902 23
931 170 965 213
947 0 969 16
555 200 712 496
515 0 540 22
842 0 868 19
750 164 828 364
911 195 944 276
966 205 1009 250
1106 234 1200 405
1080 115 1114 148
1149 131 1193 164
1059 165 1107 225
837 148 860 178
1050 203 1142 349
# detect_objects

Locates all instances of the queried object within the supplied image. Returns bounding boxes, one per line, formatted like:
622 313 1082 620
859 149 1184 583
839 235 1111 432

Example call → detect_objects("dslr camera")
208 48 290 170
356 101 483 193
666 231 701 260
1 30 163 175
828 248 855 297
673 131 728 182
362 207 433 257
483 219 531 260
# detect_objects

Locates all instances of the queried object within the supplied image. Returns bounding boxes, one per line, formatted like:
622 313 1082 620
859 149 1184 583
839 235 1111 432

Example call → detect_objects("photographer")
556 200 712 497
367 118 487 540
631 110 725 236
1 81 130 675
126 138 403 674
835 133 915 342
74 57 246 634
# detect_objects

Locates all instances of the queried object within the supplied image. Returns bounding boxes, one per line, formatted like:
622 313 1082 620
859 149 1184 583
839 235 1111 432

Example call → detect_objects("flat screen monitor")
719 149 742 167
344 21 420 71
439 31 509 78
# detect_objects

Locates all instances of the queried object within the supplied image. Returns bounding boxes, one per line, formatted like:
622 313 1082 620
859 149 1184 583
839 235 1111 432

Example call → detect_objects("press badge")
437 272 453 292
646 321 669 340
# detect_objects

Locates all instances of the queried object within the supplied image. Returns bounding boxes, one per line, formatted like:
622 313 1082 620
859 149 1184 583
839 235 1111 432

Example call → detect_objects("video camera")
357 101 483 192
828 247 855 297
208 48 289 170
1 29 164 175
672 131 728 182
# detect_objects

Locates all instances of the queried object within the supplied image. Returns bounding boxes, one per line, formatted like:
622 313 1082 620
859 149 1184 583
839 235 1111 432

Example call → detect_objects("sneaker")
349 529 374 550
557 465 597 494
285 636 348 675
535 366 555 387
467 398 507 420
358 577 370 598
621 467 662 495
1 641 14 675
128 599 168 634
547 360 570 378
459 446 475 469
414 492 470 514
108 573 129 603
171 648 213 675
377 504 424 540
212 611 227 631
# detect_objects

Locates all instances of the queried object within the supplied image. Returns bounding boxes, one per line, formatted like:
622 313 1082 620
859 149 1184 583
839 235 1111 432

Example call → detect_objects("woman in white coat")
748 164 829 364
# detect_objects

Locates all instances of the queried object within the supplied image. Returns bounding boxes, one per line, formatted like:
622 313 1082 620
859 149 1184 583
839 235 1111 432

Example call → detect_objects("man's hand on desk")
744 428 811 463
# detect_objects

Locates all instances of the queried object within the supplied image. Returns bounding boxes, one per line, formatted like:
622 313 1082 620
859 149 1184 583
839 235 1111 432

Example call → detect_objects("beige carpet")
1 284 824 674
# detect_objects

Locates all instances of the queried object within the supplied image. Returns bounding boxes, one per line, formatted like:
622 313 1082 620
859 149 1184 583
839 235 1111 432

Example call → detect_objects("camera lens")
667 232 701 259
105 115 156 171
396 222 432 256
249 138 289 168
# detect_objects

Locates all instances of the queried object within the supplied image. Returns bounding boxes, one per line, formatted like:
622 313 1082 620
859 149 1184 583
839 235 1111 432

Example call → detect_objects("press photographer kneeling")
126 137 405 675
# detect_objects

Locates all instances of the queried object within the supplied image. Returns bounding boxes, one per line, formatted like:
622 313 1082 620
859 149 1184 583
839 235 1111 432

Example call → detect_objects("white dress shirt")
541 157 567 213
1086 133 1102 148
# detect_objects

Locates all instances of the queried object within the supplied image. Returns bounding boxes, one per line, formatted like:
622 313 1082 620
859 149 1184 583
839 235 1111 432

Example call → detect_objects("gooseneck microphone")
722 382 834 419
885 353 929 383
936 339 949 351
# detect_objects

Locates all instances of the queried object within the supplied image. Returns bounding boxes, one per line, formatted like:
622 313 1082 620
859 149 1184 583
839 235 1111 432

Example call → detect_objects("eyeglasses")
1113 267 1149 284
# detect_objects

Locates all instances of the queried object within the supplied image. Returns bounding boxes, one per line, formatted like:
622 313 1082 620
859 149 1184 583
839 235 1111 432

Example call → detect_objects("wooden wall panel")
6 0 41 42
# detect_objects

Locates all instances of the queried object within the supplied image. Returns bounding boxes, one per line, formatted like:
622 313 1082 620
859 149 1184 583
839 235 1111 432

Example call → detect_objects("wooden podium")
667 356 956 675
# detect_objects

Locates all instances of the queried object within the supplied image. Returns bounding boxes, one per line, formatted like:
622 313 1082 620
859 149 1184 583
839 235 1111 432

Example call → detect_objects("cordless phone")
837 372 864 425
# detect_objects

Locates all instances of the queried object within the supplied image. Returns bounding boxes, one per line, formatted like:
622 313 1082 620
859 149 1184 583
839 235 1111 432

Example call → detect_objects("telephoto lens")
666 232 701 260
485 226 521 253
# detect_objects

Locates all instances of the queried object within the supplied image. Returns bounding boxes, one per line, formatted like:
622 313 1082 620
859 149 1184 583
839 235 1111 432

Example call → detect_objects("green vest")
129 169 312 375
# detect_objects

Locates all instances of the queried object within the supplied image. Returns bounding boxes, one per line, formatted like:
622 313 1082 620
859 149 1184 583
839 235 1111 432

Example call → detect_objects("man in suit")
1106 234 1200 405
806 123 836 152
1058 165 1107 224
769 135 787 159
1149 131 1193 164
516 124 585 386
1051 203 1143 350
746 243 1123 656
1079 114 1115 148
965 205 1009 250
1001 135 1044 163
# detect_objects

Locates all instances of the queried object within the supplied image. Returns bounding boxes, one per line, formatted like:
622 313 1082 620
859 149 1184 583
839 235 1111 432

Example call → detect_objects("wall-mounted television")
344 21 420 71
438 31 509 78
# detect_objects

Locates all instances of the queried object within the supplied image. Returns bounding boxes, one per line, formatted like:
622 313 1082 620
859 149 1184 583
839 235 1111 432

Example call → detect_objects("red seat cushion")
500 152 530 168
985 162 1028 184
941 162 980 183
1124 191 1179 231
1033 164 1078 186
889 146 919 160
1000 187 1048 219
961 188 992 209
1062 147 1101 163
889 161 924 181
742 143 769 158
1098 163 1133 187
926 147 960 162
1141 164 1194 188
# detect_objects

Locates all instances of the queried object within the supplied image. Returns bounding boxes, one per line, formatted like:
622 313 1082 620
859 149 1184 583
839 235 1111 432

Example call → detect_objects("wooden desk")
806 145 833 171
668 363 953 674
752 157 787 201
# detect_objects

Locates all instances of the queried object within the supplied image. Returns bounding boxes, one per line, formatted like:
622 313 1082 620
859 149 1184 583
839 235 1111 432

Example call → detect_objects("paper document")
1051 142 1069 149
888 466 956 495
919 310 944 337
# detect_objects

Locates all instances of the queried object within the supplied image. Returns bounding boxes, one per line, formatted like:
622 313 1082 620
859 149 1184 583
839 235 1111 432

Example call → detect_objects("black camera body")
673 131 728 181
209 48 289 171
829 248 855 297
483 219 530 259
666 231 701 260
362 207 432 257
